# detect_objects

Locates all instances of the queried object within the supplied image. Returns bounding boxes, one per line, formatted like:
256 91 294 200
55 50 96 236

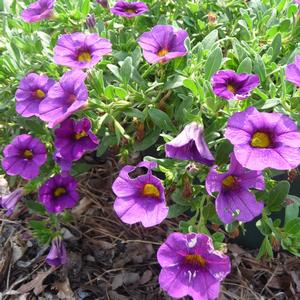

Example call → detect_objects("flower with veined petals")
0 188 24 216
111 1 148 18
21 0 55 23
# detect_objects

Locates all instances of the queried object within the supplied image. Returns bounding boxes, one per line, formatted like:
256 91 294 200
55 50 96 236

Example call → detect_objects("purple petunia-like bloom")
39 70 88 128
286 56 300 87
225 106 300 171
165 122 215 166
46 236 68 267
0 188 23 216
21 0 55 23
112 161 168 227
15 73 55 117
2 134 47 180
111 1 148 18
54 118 99 162
138 25 188 64
157 232 231 300
206 154 264 224
38 174 79 213
211 70 260 100
53 32 112 70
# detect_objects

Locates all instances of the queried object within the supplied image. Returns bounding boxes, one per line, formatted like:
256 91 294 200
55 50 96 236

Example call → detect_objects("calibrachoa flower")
111 1 148 18
21 0 55 23
225 106 300 170
211 70 260 100
0 188 23 216
38 174 79 213
286 55 300 87
165 122 215 166
112 161 168 227
138 25 188 64
39 70 88 128
15 73 55 117
206 154 265 224
96 0 109 8
46 236 68 267
2 134 47 180
53 32 112 69
54 118 99 162
157 232 231 300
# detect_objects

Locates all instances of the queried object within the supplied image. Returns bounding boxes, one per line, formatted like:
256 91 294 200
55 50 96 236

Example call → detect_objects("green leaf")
183 79 198 96
237 57 252 74
257 236 273 259
26 200 46 216
254 54 266 82
134 128 161 151
148 108 176 132
119 57 133 85
168 204 189 218
285 195 300 225
204 47 223 80
215 140 233 165
267 180 290 212
80 0 90 16
285 218 300 235
270 33 281 62
201 30 218 50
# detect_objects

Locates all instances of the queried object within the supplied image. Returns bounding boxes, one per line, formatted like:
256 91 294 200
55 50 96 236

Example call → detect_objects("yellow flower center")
227 84 236 94
157 48 169 57
23 149 33 158
143 184 160 198
251 132 271 148
74 130 87 140
54 187 67 197
126 8 136 13
185 254 206 267
78 52 92 62
222 175 236 188
35 89 46 99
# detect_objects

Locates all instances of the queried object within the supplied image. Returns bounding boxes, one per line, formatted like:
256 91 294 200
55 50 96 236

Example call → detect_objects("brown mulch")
0 158 300 300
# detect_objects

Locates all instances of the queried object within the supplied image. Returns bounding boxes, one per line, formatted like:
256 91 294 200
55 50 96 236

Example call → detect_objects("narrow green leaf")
204 47 223 80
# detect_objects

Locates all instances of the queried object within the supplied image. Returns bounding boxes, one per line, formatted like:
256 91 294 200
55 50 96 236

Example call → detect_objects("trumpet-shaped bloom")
286 56 300 87
54 118 99 162
38 174 79 213
138 25 188 64
21 0 55 23
206 154 265 224
0 188 23 216
165 122 215 166
2 134 47 180
39 70 88 128
15 73 55 117
53 32 112 69
157 232 231 300
225 106 300 171
46 237 67 267
211 70 259 100
111 1 148 18
112 161 168 227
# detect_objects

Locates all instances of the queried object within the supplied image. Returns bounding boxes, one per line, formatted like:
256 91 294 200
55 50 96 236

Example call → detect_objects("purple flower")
138 25 188 64
46 236 67 267
165 122 215 166
157 232 231 300
0 188 23 216
86 13 96 28
54 151 72 177
206 154 264 224
211 70 260 100
112 161 168 227
39 70 88 128
53 32 112 70
111 1 148 18
15 73 55 118
21 0 55 23
286 56 300 87
96 0 109 8
225 106 300 171
54 118 99 162
38 174 79 213
2 134 47 180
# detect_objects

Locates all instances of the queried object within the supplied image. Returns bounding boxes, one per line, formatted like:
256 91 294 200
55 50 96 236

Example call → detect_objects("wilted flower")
86 13 96 28
54 118 99 162
165 122 215 166
0 188 23 216
285 55 300 87
112 161 168 227
138 25 188 64
157 232 231 300
15 73 55 117
46 236 67 267
38 174 79 213
96 0 109 8
2 134 47 180
208 12 217 24
211 70 260 100
39 70 88 128
225 106 300 170
111 1 148 18
53 32 112 69
21 0 55 23
206 153 265 224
